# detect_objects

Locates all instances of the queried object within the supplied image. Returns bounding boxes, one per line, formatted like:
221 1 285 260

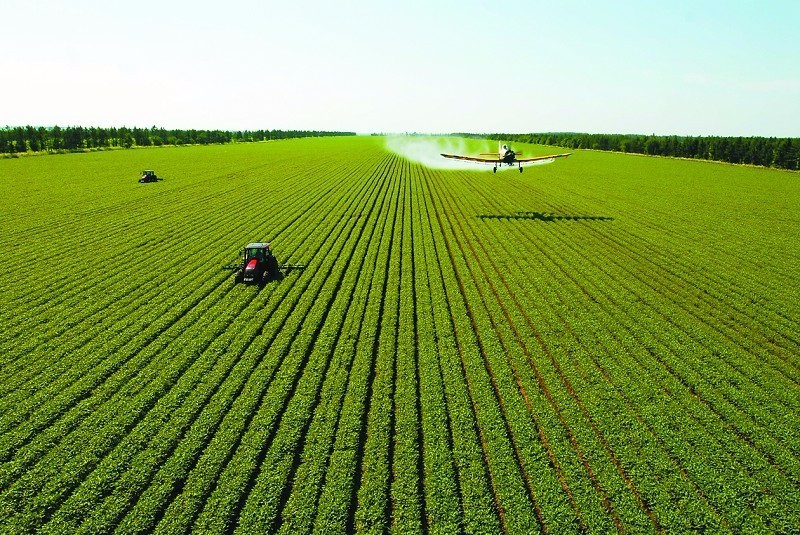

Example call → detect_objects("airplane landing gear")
493 166 497 173
519 165 523 173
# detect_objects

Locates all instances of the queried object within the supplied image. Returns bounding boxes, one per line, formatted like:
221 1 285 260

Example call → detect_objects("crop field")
0 136 798 533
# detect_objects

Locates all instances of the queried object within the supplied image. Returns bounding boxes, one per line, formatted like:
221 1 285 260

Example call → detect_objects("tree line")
455 132 800 171
0 126 356 154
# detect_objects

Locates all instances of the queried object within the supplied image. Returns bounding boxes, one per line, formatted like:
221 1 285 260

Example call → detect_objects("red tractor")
139 170 160 183
224 242 305 285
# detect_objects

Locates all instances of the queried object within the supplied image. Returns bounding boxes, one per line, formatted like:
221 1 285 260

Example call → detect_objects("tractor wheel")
234 272 243 284
266 256 280 280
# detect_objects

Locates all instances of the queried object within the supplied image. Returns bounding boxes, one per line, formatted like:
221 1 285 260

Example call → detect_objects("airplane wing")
440 153 500 164
516 152 572 165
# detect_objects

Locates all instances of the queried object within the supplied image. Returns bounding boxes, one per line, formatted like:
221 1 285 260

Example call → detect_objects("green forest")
4 126 799 171
477 132 800 170
0 126 355 155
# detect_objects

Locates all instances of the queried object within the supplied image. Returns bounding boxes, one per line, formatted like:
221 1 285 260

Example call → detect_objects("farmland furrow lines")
457 173 732 531
421 168 514 534
430 170 642 533
560 179 800 336
2 160 340 448
0 278 235 529
414 165 503 535
150 154 393 534
554 175 798 289
499 178 800 407
433 173 617 532
0 166 334 450
3 137 797 533
407 167 463 533
0 178 253 312
0 267 228 467
236 158 404 533
117 154 387 535
604 212 800 345
551 198 800 386
429 174 557 532
537 247 799 528
79 292 302 533
307 160 400 535
0 154 340 371
0 179 296 395
0 178 268 373
500 179 800 445
381 165 402 532
43 291 274 533
491 232 730 530
537 217 800 448
0 150 314 250
591 229 800 401
504 186 796 462
0 160 330 361
36 162 367 534
631 199 798 285
0 154 366 528
275 159 401 535
189 155 395 533
0 153 335 342
478 181 797 527
107 255 331 532
0 176 246 275
466 184 734 530
403 161 428 534
513 179 800 441
423 168 552 534
542 176 798 336
350 158 403 533
387 163 427 533
610 225 800 374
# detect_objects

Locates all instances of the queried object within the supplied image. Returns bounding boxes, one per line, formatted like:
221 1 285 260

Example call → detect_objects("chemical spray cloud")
384 136 475 169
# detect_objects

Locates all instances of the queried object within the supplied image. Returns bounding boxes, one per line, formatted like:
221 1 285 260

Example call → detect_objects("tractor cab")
244 242 273 262
240 242 278 284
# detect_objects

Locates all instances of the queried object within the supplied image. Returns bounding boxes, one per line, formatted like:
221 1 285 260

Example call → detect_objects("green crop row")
1 136 797 532
446 164 796 532
34 161 343 533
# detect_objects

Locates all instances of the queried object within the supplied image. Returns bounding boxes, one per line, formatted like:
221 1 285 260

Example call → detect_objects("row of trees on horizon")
3 126 798 171
469 132 800 171
0 126 356 155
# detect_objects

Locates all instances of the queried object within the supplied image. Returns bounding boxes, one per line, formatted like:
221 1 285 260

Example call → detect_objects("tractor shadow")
264 272 285 284
477 211 614 222
232 272 284 287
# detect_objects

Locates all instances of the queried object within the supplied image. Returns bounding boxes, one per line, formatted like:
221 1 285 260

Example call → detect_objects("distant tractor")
223 242 306 285
139 170 159 183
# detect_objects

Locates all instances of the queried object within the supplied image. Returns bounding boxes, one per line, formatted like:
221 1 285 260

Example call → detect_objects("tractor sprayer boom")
276 263 308 272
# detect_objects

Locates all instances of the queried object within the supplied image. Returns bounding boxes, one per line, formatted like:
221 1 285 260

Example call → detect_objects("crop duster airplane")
441 141 571 173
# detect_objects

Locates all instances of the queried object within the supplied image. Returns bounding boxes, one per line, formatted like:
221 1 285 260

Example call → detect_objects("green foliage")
456 132 800 170
0 138 798 533
0 125 356 154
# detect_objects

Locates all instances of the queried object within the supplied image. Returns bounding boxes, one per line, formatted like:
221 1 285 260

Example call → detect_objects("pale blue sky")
2 0 798 136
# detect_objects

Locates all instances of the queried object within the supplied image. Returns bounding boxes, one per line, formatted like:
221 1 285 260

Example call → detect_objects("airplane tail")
480 141 506 156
